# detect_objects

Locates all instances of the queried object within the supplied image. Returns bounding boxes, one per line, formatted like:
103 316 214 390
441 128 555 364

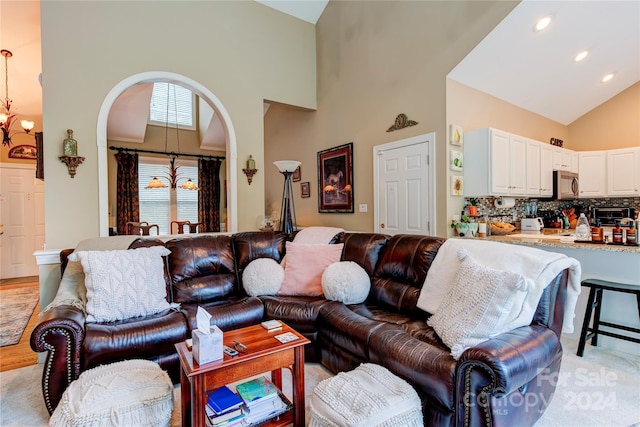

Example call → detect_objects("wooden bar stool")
577 278 640 356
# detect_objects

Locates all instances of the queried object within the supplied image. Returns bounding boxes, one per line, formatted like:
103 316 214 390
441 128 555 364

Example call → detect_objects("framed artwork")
8 145 37 160
292 166 301 182
450 124 464 146
450 149 463 171
451 175 463 196
317 142 354 213
301 181 310 198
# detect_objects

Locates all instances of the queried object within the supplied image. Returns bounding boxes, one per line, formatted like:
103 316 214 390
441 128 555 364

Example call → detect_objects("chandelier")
145 83 198 191
0 50 35 147
146 155 199 190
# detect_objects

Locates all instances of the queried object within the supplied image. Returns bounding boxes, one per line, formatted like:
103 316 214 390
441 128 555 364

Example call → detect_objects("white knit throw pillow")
68 246 172 322
321 261 370 304
242 258 284 296
428 248 529 359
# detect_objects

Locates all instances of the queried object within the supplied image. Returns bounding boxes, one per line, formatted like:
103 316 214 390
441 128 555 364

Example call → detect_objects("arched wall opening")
96 71 238 236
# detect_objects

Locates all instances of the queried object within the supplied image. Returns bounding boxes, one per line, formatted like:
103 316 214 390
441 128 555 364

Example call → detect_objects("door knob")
380 223 385 228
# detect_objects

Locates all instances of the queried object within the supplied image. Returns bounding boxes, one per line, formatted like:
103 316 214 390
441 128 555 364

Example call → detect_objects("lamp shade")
146 177 167 189
273 160 301 173
180 178 199 190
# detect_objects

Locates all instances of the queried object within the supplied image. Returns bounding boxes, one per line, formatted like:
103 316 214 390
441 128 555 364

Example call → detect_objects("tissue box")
192 326 223 365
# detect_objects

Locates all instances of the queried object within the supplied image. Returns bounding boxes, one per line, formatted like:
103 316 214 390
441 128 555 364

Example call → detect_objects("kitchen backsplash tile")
462 197 640 223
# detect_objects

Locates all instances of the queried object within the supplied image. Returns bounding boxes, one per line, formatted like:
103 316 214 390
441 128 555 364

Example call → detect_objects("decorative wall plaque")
386 113 418 132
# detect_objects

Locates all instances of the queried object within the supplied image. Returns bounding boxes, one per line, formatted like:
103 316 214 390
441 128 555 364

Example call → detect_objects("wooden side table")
176 323 310 427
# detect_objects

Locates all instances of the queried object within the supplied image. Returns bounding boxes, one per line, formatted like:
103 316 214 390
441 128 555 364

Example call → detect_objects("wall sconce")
242 155 258 185
58 129 84 178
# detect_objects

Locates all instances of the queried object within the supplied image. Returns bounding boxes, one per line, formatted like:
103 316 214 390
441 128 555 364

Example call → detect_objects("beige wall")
264 1 518 237
569 82 640 151
40 1 316 249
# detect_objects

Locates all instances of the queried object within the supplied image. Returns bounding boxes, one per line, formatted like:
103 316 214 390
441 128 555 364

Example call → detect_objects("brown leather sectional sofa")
31 231 570 426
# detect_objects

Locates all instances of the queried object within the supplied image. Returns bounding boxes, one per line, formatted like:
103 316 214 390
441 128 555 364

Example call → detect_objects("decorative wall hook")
242 155 258 185
386 113 418 132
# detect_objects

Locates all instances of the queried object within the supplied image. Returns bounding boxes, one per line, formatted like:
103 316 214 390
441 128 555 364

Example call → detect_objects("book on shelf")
235 376 278 408
205 405 244 426
206 385 244 415
206 410 245 427
241 393 290 426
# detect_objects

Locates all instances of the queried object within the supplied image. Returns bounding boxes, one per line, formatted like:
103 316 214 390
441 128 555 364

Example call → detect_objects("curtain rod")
109 145 225 161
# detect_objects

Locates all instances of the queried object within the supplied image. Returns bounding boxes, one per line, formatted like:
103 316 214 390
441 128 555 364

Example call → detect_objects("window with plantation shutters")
139 157 199 235
149 82 195 130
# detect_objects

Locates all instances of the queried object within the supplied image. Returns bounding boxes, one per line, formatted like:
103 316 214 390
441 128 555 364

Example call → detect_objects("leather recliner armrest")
457 325 561 395
30 305 86 414
455 326 562 426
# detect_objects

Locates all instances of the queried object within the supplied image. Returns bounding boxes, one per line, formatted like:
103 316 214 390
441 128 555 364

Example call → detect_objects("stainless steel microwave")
552 170 579 200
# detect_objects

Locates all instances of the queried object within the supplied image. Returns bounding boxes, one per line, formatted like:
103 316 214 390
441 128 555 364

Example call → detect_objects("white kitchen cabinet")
540 143 554 197
553 146 578 172
578 151 606 198
526 139 541 196
569 150 579 173
464 128 527 197
607 147 640 196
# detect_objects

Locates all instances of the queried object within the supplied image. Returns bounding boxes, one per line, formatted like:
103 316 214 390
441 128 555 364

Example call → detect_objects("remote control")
223 345 238 357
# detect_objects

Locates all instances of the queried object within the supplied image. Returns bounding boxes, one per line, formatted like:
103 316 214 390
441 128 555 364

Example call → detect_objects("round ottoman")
309 363 423 427
49 359 174 427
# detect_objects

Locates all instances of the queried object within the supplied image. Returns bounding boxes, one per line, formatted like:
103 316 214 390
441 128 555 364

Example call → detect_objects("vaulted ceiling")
449 0 639 125
2 0 637 148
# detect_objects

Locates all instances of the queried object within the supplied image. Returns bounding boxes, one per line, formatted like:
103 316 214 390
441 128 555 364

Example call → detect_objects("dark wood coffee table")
175 322 310 427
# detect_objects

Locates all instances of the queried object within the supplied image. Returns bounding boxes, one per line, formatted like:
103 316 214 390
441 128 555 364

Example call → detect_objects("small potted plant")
467 198 479 217
450 215 478 238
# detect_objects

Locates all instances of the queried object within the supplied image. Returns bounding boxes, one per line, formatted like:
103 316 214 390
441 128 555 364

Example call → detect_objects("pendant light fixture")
0 49 36 147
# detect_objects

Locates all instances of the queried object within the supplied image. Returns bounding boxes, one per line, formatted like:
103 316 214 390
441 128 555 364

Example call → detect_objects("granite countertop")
478 228 640 253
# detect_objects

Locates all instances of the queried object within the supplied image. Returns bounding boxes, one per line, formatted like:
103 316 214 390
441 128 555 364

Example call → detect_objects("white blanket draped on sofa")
417 238 582 334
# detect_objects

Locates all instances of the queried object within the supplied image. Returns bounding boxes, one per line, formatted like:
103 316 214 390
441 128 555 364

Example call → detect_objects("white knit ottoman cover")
49 359 174 427
309 363 423 427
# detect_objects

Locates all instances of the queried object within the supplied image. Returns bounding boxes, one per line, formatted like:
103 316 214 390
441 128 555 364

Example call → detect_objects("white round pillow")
321 261 370 304
242 258 284 296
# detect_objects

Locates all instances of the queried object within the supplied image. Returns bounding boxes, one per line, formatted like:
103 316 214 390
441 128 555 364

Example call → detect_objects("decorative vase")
455 223 479 238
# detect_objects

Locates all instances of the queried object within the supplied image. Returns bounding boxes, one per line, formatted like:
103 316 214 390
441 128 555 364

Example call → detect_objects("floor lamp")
274 160 301 235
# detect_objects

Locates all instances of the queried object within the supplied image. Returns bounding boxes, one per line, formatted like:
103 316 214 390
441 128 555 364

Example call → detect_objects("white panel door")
375 135 432 235
0 165 44 279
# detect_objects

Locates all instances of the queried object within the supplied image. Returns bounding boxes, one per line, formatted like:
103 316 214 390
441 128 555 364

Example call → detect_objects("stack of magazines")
205 386 245 427
235 376 291 426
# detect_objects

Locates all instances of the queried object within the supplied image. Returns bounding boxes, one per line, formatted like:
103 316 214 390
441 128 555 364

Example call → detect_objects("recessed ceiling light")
601 73 615 83
534 16 552 32
574 51 589 62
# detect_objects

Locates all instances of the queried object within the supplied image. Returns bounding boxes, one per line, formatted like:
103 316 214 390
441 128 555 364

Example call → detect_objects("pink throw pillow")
278 242 344 296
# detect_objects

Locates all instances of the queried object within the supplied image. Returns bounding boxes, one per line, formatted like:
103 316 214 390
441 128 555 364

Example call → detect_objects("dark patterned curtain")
115 152 139 235
198 158 221 232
